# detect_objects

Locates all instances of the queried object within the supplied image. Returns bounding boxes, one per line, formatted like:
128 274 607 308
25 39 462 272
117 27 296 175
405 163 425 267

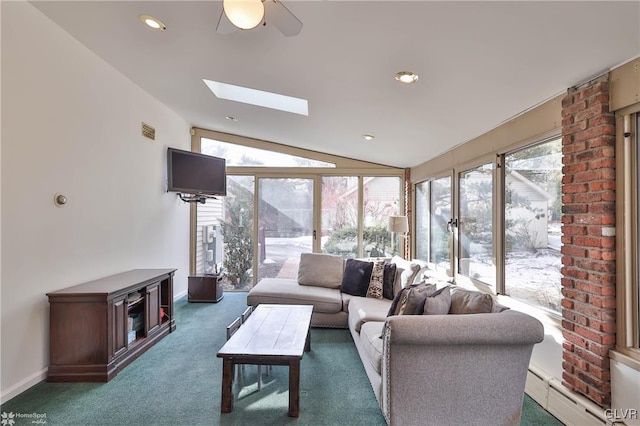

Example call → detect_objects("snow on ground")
467 248 562 311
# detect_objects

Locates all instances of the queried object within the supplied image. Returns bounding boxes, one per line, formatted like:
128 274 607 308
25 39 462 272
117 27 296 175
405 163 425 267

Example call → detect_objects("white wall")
611 360 640 426
1 2 191 401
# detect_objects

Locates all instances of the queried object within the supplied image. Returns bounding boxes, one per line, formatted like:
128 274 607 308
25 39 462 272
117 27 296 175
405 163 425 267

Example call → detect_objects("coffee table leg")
304 329 311 352
221 358 234 413
288 359 300 417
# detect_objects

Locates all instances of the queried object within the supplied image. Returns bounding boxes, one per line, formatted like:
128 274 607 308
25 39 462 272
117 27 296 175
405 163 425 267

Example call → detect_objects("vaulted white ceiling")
31 1 640 168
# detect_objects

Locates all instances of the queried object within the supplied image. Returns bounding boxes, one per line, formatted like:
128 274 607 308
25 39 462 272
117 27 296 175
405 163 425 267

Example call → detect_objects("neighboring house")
505 170 554 249
333 176 401 228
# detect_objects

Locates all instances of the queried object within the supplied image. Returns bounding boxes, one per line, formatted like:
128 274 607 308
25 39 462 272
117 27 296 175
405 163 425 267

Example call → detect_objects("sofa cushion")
298 253 344 289
348 296 392 332
366 261 385 299
359 321 385 374
341 259 374 296
390 256 421 294
423 286 451 315
247 278 342 313
387 283 437 316
449 286 494 314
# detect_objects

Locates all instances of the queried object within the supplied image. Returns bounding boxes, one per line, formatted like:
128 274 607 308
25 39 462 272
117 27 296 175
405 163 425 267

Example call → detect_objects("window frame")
413 172 454 276
189 127 405 284
499 136 563 314
413 138 565 306
614 107 640 368
455 158 497 290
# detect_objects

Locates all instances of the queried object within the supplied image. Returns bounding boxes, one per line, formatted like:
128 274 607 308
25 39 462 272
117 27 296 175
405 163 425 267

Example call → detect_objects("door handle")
447 218 458 232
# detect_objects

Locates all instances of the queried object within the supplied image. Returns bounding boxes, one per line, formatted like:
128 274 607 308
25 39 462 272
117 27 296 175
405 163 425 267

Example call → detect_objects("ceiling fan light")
223 0 265 30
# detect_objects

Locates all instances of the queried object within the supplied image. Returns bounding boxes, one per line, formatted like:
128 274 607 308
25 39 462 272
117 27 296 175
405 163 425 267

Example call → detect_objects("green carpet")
2 293 563 425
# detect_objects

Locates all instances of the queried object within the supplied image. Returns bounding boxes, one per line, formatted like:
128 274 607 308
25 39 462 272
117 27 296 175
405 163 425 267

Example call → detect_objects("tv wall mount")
177 193 217 204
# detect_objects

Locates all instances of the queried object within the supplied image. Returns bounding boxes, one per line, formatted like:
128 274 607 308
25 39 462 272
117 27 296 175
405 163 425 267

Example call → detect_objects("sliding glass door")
458 163 495 287
257 177 314 281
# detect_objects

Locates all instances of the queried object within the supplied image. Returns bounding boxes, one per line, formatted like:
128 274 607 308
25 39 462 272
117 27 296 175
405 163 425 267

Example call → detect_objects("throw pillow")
340 259 374 297
387 283 437 316
449 287 494 314
423 286 452 315
382 263 397 300
366 261 385 299
297 253 344 288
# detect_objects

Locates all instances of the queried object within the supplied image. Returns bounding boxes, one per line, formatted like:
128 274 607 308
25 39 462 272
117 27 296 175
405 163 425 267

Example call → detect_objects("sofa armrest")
381 311 543 426
385 310 544 346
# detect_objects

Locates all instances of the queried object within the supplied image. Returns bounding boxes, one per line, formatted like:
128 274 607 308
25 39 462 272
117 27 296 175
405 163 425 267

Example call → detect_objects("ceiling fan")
216 0 303 37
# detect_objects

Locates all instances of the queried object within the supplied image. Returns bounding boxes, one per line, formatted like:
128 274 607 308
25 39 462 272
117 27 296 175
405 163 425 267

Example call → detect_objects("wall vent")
141 122 155 140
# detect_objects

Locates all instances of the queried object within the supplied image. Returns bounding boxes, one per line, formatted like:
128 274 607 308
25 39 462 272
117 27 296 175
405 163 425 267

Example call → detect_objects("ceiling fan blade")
264 0 303 37
216 9 239 35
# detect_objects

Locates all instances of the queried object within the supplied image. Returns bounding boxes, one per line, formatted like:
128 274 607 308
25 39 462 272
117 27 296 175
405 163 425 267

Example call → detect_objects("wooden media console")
47 269 176 382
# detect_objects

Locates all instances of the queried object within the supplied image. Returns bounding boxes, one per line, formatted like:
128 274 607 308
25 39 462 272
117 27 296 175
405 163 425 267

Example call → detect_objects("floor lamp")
388 215 409 257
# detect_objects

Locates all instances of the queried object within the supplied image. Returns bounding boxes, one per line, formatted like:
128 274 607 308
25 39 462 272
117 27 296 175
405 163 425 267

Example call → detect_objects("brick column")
560 75 616 407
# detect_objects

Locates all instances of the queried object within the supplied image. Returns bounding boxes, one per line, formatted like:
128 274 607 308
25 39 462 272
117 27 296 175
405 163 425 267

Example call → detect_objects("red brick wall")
560 74 616 407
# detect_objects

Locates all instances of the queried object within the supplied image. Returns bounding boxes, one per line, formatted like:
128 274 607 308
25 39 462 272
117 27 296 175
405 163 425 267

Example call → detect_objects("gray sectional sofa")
247 253 544 425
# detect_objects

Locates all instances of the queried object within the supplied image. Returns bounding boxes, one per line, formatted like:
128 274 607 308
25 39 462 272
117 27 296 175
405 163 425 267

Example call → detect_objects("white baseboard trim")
1 367 47 404
526 365 607 426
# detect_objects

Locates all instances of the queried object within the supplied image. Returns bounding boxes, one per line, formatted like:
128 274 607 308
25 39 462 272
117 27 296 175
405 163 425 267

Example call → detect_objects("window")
415 181 429 260
635 114 640 346
321 176 359 258
458 163 495 286
362 177 402 257
617 112 640 358
503 138 562 312
415 144 561 299
192 129 404 289
195 175 254 289
636 114 640 346
201 138 335 167
625 113 640 346
257 178 314 280
430 176 452 271
414 177 452 271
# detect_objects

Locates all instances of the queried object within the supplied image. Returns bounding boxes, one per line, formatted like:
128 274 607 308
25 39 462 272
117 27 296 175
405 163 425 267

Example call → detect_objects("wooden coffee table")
217 304 313 417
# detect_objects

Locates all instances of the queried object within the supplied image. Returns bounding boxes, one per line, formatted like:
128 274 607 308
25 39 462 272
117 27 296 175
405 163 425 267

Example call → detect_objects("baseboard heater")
526 365 613 426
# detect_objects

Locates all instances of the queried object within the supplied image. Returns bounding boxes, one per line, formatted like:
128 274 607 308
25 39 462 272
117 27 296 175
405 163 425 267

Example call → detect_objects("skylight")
203 79 309 116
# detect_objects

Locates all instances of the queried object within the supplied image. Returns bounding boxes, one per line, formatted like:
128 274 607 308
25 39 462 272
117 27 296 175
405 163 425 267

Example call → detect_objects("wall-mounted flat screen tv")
167 147 226 196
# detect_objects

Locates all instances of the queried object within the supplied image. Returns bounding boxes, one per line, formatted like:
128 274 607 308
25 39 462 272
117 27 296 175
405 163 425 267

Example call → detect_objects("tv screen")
167 148 226 196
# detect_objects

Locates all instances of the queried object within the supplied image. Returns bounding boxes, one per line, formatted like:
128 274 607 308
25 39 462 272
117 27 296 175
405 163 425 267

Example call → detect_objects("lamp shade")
223 0 265 30
388 215 409 233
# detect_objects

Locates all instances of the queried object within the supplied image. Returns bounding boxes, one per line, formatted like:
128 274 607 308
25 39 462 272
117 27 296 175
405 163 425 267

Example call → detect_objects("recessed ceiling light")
394 71 419 84
362 134 375 141
140 15 166 31
225 116 238 121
